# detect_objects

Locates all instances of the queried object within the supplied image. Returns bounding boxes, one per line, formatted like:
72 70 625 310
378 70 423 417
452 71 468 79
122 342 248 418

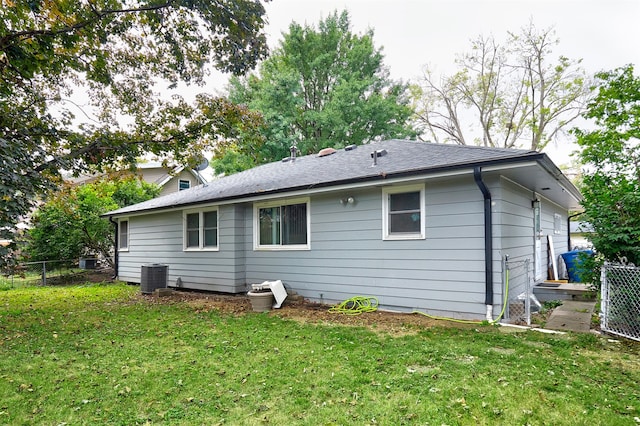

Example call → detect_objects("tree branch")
0 1 175 50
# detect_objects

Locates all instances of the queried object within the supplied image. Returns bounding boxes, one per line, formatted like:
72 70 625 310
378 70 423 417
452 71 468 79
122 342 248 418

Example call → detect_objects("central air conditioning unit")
140 264 168 294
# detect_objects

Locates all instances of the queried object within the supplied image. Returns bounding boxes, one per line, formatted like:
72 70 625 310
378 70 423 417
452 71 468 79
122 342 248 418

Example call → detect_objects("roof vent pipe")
290 144 298 161
370 149 387 166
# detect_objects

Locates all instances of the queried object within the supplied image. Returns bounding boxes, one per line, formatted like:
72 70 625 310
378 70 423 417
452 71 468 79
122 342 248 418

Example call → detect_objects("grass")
1 283 639 425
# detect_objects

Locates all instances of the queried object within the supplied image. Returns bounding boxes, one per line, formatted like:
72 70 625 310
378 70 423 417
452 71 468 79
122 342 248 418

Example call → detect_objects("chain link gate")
504 257 532 325
601 262 640 341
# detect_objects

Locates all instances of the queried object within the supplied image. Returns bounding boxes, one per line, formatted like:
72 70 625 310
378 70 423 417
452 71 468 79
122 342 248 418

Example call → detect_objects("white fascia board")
480 161 539 173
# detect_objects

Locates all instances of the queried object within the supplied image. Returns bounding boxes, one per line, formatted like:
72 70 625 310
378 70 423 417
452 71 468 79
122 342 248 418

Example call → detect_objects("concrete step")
545 300 596 332
533 282 596 302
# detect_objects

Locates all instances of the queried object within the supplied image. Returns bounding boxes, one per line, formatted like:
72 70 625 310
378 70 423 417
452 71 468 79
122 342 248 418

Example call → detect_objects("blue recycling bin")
560 250 594 282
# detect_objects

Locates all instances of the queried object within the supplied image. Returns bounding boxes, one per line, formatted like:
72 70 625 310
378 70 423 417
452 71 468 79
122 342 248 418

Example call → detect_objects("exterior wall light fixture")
340 196 355 205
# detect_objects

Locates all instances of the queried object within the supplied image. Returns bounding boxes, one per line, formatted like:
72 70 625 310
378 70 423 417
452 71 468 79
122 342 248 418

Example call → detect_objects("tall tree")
0 0 268 255
574 65 640 268
213 10 415 173
413 23 589 151
25 177 160 264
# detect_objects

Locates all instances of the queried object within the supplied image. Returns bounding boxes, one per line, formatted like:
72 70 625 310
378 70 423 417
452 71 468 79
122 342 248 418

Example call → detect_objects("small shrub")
542 300 564 312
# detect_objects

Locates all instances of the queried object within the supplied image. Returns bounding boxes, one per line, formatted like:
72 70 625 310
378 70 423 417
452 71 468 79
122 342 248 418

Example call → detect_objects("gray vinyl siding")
116 172 570 320
540 197 569 279
497 178 535 305
243 175 492 319
497 177 570 300
498 178 535 262
540 198 569 253
117 204 245 293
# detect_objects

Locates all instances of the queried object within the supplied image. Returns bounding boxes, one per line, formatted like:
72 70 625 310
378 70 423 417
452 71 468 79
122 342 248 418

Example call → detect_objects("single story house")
104 139 582 320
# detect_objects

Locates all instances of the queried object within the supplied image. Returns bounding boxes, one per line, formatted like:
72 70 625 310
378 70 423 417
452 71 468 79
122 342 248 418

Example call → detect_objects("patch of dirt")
84 269 117 282
139 289 482 334
42 268 116 286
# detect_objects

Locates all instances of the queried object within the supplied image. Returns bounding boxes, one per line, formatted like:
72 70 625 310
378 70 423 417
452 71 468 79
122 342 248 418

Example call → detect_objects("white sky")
259 0 639 81
213 0 638 166
175 1 640 166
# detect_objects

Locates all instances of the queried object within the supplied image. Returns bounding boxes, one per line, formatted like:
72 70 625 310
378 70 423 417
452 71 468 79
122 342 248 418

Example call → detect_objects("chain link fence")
601 262 640 341
504 258 533 325
0 259 101 288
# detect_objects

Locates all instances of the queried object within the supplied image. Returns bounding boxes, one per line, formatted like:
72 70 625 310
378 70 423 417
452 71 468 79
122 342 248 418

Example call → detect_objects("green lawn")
1 283 638 425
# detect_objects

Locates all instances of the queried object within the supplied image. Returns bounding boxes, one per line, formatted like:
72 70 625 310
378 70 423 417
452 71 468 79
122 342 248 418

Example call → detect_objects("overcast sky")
187 1 640 165
260 0 639 82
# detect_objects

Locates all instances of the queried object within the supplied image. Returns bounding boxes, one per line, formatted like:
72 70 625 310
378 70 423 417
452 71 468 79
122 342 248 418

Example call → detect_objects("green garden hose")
328 296 379 315
328 268 510 324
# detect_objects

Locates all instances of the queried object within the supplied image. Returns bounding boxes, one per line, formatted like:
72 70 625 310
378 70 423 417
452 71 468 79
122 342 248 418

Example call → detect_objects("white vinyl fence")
600 262 640 341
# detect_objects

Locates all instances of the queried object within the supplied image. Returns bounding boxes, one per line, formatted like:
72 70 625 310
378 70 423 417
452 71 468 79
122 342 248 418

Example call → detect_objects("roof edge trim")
104 153 548 218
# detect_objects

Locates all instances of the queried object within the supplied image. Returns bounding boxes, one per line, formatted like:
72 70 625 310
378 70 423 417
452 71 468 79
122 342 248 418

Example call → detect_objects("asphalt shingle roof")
106 139 543 216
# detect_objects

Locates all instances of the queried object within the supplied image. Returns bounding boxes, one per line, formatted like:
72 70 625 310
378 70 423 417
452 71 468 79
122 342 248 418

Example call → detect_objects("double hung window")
184 209 218 250
382 185 425 240
118 219 129 251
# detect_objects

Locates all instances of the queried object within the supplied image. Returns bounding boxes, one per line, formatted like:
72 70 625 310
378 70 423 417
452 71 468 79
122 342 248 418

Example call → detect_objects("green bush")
25 176 158 263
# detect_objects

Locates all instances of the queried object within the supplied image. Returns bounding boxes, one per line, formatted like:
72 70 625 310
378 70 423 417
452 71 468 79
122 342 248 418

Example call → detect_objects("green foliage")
574 65 640 282
0 0 268 249
542 300 564 311
109 175 162 208
25 177 159 263
213 10 416 173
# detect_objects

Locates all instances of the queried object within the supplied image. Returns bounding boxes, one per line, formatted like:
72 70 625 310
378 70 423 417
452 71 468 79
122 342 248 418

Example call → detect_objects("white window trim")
183 208 219 251
253 197 311 251
118 218 129 252
382 184 426 241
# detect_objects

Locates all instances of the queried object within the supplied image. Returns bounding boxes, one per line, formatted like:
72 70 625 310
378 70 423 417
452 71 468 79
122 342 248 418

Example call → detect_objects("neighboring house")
136 162 208 197
569 221 594 250
68 162 209 197
104 140 582 320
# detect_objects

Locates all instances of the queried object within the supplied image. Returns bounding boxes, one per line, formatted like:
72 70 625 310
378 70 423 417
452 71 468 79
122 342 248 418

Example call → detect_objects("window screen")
119 220 129 250
389 191 421 234
203 211 218 247
186 212 200 248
